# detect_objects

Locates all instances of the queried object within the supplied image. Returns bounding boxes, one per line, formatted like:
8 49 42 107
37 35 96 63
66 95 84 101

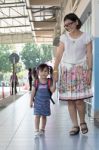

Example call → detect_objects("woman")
53 13 93 135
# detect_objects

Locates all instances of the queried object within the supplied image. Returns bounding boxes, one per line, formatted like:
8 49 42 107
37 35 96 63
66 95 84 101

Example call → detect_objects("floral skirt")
58 61 93 101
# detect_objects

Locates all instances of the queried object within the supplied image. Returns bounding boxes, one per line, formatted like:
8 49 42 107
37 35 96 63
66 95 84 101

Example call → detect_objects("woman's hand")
86 70 92 86
53 71 58 82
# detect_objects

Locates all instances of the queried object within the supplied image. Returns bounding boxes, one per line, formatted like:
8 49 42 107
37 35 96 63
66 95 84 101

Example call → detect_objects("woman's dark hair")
64 13 82 29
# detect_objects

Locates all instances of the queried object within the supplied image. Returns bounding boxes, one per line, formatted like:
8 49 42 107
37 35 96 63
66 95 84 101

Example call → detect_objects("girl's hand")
30 103 32 108
86 70 92 86
30 101 33 108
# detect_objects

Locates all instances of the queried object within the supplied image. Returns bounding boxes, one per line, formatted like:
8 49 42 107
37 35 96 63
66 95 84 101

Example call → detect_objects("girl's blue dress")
34 83 51 116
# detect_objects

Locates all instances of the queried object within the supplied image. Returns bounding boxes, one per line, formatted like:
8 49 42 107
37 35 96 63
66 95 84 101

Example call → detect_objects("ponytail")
33 67 38 79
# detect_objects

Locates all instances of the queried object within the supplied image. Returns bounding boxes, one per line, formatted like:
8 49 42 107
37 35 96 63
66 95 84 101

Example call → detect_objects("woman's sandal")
80 122 88 134
69 126 80 135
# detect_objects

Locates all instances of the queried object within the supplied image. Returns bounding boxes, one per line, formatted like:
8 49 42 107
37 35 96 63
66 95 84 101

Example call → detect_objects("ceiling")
0 0 62 44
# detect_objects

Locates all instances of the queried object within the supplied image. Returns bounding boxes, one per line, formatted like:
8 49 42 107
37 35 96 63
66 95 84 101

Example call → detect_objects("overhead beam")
27 6 60 10
27 6 60 14
34 21 56 28
31 6 58 14
30 20 56 22
32 36 52 38
0 16 28 19
0 33 33 44
26 0 36 41
0 10 27 26
29 0 61 6
0 25 30 28
33 15 53 17
0 5 26 8
0 2 25 5
32 29 54 31
35 30 53 35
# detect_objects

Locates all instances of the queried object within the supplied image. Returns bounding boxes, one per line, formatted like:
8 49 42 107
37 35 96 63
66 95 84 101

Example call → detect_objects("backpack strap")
47 78 51 89
33 79 39 101
34 79 39 90
47 78 55 104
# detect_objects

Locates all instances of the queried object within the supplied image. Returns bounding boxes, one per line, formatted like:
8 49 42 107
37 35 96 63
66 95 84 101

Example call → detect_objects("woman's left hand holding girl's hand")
53 70 58 82
86 69 92 86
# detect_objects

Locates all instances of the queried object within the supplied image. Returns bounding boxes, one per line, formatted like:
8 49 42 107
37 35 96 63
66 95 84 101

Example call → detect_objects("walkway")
0 92 99 150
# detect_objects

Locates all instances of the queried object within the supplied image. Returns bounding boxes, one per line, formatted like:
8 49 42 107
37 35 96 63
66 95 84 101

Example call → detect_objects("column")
92 0 99 122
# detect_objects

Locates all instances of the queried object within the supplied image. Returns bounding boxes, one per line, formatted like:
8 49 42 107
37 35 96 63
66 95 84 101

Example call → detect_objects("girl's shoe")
34 131 40 137
80 122 88 134
39 129 45 135
69 126 80 135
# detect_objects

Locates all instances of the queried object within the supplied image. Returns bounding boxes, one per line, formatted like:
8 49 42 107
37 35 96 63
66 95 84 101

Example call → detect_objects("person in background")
32 67 38 80
28 68 33 91
53 13 93 135
30 64 56 137
10 72 18 95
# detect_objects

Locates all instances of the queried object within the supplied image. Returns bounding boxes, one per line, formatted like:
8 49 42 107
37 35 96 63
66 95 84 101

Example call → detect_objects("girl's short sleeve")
60 34 66 44
85 33 93 44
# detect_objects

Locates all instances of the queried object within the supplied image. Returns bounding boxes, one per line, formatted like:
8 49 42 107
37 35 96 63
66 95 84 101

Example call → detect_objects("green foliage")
0 44 12 73
16 62 23 73
20 43 40 69
20 43 53 69
40 44 52 63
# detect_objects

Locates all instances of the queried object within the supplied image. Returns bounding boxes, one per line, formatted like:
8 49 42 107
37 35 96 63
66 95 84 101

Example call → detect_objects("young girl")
30 64 56 137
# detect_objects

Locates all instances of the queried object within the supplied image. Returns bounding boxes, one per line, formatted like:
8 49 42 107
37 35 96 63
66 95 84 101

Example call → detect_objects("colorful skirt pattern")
58 61 93 101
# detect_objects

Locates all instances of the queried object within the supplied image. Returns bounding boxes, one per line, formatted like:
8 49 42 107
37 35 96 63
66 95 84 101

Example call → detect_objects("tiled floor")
0 92 99 150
